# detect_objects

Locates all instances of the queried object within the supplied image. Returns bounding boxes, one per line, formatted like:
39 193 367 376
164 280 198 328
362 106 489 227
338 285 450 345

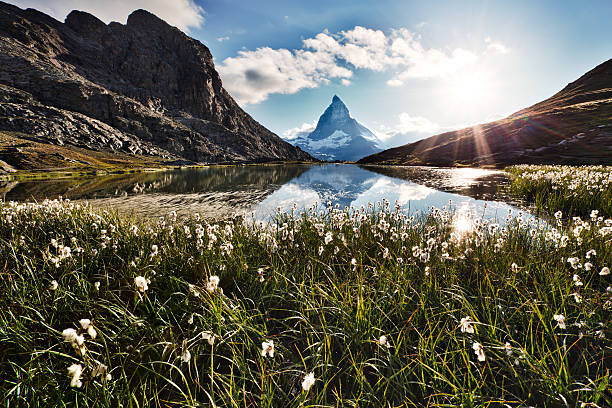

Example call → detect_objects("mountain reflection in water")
2 164 526 222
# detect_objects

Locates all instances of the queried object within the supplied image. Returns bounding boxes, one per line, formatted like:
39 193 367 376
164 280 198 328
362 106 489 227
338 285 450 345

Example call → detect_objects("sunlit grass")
506 165 612 218
0 198 610 407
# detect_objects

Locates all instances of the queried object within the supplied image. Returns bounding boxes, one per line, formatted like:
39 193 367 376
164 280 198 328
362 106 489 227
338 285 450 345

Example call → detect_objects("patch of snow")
306 130 351 150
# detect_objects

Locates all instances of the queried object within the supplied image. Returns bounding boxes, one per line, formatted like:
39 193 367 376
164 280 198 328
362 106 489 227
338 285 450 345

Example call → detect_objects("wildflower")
150 244 159 258
511 263 518 273
134 276 149 292
554 211 562 220
261 340 275 357
91 363 111 380
553 314 566 329
376 335 391 348
584 262 593 271
67 364 83 388
505 342 512 356
586 249 596 259
302 372 315 391
94 281 100 291
206 275 220 293
573 274 583 286
567 257 580 269
460 317 475 333
600 267 610 276
472 342 486 361
425 266 430 276
202 331 216 345
258 268 265 282
571 293 583 303
62 328 85 347
49 280 58 291
181 349 191 363
79 319 97 339
324 231 333 245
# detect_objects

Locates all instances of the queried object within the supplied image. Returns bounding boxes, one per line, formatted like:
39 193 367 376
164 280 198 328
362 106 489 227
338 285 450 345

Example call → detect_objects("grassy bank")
506 165 612 218
0 199 611 407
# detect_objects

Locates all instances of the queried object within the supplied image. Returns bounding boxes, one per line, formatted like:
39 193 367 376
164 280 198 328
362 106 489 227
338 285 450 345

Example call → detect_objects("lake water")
1 164 530 222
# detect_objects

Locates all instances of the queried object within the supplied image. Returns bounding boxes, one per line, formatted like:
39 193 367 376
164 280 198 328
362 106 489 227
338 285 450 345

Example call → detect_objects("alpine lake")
1 164 537 224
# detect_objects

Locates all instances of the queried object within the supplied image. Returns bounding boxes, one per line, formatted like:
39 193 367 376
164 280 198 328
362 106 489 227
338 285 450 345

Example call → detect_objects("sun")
447 70 491 107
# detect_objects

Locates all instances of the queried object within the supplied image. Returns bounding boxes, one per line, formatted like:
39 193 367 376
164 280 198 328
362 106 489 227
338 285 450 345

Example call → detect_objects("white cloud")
283 121 316 140
485 37 510 54
340 78 351 86
219 25 499 105
217 36 230 42
219 46 352 104
395 113 440 134
374 112 444 147
11 0 205 33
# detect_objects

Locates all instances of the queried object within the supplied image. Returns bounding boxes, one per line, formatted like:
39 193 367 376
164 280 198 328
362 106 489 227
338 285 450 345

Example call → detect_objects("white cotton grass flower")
67 363 83 388
472 342 486 361
505 342 513 356
584 262 593 271
511 263 518 273
600 266 610 276
181 348 191 363
302 372 315 391
49 280 58 291
202 331 216 345
261 340 275 357
460 317 475 333
134 276 149 292
62 328 84 346
567 257 580 270
573 274 583 286
206 275 220 293
150 244 159 257
79 318 97 339
553 314 566 329
91 363 111 381
376 335 391 348
94 281 100 291
258 268 265 282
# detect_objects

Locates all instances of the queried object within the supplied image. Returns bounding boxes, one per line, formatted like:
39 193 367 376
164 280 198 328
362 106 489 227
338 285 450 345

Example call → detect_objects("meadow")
506 165 612 218
0 193 610 407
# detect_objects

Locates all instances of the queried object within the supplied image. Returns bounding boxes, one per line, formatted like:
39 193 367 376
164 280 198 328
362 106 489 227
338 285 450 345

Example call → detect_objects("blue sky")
12 0 612 147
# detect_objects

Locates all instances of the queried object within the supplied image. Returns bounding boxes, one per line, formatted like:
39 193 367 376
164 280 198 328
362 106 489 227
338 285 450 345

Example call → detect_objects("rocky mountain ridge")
289 95 382 161
0 2 310 169
359 58 612 167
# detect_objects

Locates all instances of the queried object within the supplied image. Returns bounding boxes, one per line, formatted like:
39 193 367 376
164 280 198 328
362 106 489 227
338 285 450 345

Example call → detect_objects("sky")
11 0 612 147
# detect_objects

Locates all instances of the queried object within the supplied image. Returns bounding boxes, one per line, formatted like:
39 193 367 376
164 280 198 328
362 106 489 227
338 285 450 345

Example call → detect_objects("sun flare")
447 70 491 107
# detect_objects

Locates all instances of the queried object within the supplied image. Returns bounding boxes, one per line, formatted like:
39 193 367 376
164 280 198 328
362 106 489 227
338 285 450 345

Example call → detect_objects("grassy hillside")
359 58 612 167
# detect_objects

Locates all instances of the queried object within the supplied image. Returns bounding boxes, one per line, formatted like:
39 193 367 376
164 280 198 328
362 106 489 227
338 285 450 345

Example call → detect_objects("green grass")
506 165 612 218
0 199 610 407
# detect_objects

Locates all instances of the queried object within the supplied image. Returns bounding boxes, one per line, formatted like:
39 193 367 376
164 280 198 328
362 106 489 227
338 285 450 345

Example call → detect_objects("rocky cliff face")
0 2 311 164
359 58 612 167
290 95 382 161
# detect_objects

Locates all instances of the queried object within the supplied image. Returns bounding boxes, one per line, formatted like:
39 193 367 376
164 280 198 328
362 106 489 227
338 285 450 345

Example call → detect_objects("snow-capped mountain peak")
289 95 383 161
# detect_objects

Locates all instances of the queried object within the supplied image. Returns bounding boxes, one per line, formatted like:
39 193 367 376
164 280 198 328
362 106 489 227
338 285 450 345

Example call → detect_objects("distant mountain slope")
0 2 311 168
290 95 382 161
359 58 612 167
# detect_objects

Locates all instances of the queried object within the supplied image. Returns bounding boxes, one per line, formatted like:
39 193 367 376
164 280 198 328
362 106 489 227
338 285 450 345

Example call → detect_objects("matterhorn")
290 95 383 161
